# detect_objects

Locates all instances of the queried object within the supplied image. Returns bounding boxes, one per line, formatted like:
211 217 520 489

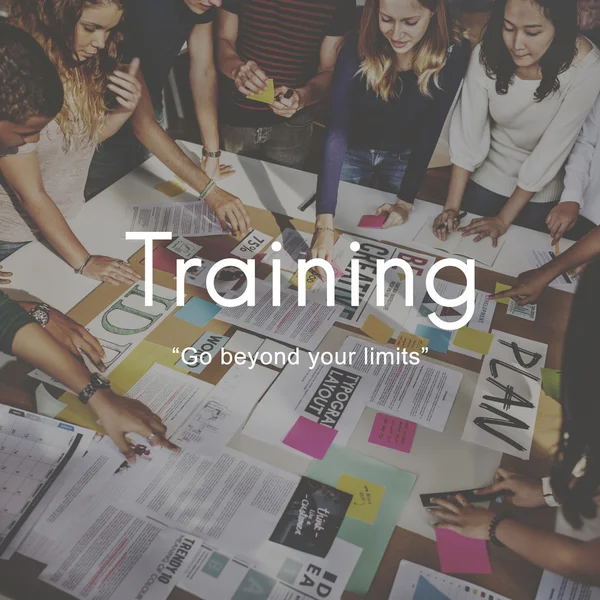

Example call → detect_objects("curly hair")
480 0 579 102
0 22 64 124
550 257 600 529
358 0 466 101
8 0 126 149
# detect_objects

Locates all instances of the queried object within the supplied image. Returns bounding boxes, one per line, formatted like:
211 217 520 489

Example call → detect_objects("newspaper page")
535 570 600 600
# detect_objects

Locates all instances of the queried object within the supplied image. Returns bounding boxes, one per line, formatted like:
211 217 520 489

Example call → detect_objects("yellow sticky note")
247 78 275 104
494 282 511 305
395 332 428 354
453 327 494 355
337 474 385 525
109 341 187 394
155 180 186 197
289 269 319 290
361 314 394 345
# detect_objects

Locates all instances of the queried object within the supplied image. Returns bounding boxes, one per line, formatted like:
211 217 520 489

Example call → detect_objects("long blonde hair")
8 0 125 149
358 0 464 101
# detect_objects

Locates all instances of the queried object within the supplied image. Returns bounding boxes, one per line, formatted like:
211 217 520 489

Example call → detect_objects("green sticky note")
541 368 561 400
453 327 494 355
306 446 416 595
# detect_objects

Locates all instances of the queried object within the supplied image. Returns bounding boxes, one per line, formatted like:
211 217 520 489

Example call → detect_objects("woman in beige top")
0 0 142 285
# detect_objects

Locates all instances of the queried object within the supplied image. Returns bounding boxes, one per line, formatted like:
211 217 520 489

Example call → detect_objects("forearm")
217 39 244 80
540 226 600 280
316 214 334 229
23 193 88 270
192 67 220 151
497 186 535 225
445 165 472 210
99 112 131 143
297 70 334 109
496 519 599 584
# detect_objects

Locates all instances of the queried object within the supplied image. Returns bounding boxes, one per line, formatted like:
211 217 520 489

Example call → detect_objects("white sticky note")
224 331 265 354
231 230 273 259
167 237 203 259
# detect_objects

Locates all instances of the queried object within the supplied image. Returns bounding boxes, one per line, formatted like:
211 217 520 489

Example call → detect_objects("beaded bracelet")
315 226 335 233
489 514 509 547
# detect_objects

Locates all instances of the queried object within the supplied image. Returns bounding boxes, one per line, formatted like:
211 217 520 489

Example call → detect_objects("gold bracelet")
315 226 335 232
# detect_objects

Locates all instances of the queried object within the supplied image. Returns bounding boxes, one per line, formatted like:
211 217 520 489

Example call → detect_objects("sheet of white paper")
224 330 265 354
507 299 537 321
412 217 504 267
0 406 93 555
126 200 226 236
34 384 67 418
262 228 311 272
529 249 578 290
462 330 547 458
218 280 342 351
172 364 277 457
40 504 200 600
129 448 299 561
242 359 371 451
167 236 203 259
391 560 513 599
259 339 293 367
180 536 361 600
535 570 600 600
231 229 273 259
126 363 213 432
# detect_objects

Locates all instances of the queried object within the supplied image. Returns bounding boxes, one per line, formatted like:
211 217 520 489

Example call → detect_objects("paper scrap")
176 331 229 373
155 180 186 197
415 325 451 354
289 268 319 290
453 327 494 355
368 413 416 453
414 576 451 600
361 314 394 345
282 416 338 459
507 299 537 321
494 282 512 305
167 237 202 259
358 214 386 229
395 332 428 354
247 78 275 104
337 474 385 525
435 529 492 574
541 368 561 400
175 297 222 328
224 330 264 354
231 229 273 259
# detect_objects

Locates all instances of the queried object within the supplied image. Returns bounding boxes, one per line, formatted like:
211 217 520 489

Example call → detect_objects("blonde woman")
310 0 470 264
0 0 142 284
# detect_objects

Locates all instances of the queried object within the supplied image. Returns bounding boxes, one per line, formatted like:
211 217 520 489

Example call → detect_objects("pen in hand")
276 88 295 102
436 211 467 231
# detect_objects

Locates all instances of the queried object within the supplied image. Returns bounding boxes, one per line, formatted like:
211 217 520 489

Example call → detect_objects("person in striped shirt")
216 0 356 169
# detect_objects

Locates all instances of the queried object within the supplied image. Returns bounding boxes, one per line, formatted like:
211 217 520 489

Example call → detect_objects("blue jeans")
0 241 29 262
462 180 595 240
340 148 411 195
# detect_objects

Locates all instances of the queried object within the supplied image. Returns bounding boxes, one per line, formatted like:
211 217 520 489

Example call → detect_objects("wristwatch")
202 148 221 158
29 303 51 328
78 373 111 404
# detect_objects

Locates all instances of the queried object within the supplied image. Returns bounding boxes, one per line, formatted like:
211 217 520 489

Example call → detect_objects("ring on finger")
147 433 156 442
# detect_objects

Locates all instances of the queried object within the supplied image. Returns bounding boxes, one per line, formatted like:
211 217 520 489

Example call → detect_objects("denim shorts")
0 241 29 263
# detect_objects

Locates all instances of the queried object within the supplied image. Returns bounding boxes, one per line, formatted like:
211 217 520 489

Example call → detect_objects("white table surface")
3 141 567 542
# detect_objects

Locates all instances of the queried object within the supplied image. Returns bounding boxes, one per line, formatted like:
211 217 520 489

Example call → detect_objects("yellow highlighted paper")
155 180 186 198
361 314 394 345
494 282 511 305
395 332 428 354
289 269 319 290
337 474 385 525
247 79 275 104
454 327 494 355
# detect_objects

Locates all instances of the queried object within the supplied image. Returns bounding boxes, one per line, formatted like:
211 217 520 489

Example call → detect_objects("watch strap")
542 477 561 507
202 148 221 158
78 374 110 404
489 514 509 547
29 303 51 327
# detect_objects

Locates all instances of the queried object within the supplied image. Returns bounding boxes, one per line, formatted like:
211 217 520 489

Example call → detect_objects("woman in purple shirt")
310 0 470 265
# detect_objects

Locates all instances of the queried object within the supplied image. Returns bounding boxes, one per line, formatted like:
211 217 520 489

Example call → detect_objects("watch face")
92 373 111 388
32 308 50 327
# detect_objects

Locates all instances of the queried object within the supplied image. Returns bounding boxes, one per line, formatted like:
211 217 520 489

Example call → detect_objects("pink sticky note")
146 245 178 275
435 529 492 574
358 214 386 229
283 416 338 459
368 413 416 453
331 260 345 279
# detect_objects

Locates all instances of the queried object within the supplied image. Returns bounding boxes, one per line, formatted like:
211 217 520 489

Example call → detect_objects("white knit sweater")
450 42 600 203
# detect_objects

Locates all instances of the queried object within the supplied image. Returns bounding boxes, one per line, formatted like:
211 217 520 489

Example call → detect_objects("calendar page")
0 406 85 553
391 560 513 600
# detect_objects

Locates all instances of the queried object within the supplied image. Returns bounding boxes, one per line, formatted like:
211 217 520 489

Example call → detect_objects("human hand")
488 268 553 306
376 200 412 228
433 209 460 241
89 389 179 460
205 186 251 236
546 202 579 246
202 155 235 181
108 58 142 114
430 494 496 540
82 256 140 286
45 308 106 372
309 226 335 280
0 264 12 284
233 60 269 96
475 468 545 508
459 215 509 247
271 87 302 118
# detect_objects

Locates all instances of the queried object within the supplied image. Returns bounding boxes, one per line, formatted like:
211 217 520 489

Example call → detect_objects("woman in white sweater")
433 0 600 247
